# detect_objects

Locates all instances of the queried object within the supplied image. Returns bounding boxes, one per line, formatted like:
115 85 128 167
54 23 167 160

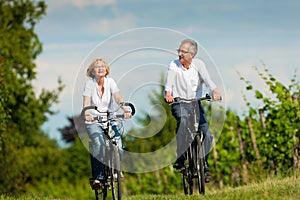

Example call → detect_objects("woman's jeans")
171 101 212 165
86 123 123 180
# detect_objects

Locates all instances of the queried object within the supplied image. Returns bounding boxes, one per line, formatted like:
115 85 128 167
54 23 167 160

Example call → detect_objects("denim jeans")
171 101 212 165
86 123 123 180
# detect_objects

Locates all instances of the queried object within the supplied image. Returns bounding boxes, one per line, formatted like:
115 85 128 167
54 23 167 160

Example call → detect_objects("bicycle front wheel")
94 187 107 200
182 167 193 195
110 146 122 200
195 134 205 194
182 147 194 195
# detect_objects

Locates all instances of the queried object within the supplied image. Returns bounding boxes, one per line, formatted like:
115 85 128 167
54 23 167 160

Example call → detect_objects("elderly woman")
83 58 131 185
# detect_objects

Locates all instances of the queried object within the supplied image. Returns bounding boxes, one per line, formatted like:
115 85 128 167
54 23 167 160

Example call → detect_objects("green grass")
1 174 300 200
125 175 300 200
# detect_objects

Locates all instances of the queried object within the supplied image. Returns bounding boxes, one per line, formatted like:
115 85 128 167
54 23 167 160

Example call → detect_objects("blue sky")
34 0 300 143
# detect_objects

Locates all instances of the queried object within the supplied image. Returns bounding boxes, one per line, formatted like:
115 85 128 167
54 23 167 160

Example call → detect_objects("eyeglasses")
94 66 106 69
177 49 190 54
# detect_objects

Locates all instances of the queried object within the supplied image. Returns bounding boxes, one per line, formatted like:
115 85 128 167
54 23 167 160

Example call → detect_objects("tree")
0 0 64 193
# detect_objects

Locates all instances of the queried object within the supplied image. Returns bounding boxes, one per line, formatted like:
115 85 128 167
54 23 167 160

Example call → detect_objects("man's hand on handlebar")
212 89 222 101
165 91 175 103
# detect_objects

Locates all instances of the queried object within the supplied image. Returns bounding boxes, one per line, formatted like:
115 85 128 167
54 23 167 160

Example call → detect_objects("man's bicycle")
170 94 212 195
81 102 135 200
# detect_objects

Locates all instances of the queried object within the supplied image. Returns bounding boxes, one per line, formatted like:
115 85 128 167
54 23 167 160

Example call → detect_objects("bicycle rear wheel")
195 134 205 194
110 146 122 200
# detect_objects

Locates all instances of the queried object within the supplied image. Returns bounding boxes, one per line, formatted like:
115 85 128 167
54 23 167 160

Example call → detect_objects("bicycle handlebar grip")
121 102 136 116
80 106 97 121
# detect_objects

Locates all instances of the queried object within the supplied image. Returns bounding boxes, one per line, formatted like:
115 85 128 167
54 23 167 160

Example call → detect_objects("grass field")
1 174 299 200
126 174 300 200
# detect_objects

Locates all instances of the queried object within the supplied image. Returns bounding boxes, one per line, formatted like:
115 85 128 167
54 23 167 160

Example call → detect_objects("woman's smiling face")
93 60 107 77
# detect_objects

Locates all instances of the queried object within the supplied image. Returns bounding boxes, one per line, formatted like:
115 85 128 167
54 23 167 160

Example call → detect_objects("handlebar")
168 94 214 105
174 94 212 103
80 102 135 121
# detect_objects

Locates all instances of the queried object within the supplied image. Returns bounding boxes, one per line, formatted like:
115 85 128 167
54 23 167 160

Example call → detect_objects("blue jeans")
86 123 123 180
171 101 212 165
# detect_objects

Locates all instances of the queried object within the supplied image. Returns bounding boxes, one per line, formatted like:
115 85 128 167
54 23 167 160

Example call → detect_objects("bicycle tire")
94 188 107 200
111 145 122 200
93 184 107 200
102 186 108 200
187 147 194 195
195 134 205 194
182 168 190 195
102 165 109 200
94 190 99 200
89 142 107 200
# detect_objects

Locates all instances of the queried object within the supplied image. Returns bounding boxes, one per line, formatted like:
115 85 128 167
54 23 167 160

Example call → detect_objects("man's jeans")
171 101 212 164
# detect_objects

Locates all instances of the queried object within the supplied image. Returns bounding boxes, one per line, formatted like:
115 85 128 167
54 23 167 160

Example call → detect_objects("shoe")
120 171 125 181
90 179 102 190
173 160 185 170
113 172 125 181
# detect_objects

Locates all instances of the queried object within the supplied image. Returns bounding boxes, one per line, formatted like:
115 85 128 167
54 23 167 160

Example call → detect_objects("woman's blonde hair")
86 58 110 78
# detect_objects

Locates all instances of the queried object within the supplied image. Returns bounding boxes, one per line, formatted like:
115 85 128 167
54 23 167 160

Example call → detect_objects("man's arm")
195 59 221 100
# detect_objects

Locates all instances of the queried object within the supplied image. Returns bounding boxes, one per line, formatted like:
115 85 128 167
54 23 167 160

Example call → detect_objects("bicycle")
169 94 212 195
81 102 135 200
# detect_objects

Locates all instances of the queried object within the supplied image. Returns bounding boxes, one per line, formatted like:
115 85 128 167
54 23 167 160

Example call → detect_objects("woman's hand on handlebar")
124 112 132 119
85 114 94 122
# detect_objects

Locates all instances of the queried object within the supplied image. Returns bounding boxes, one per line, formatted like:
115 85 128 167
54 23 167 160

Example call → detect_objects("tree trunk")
246 116 261 161
259 109 266 129
237 121 248 184
212 138 222 188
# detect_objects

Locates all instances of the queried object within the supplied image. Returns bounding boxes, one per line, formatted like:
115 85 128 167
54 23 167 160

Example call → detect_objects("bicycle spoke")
195 135 205 195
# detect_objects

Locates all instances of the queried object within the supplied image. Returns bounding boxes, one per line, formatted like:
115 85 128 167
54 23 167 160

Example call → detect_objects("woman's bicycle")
81 102 135 200
170 94 212 195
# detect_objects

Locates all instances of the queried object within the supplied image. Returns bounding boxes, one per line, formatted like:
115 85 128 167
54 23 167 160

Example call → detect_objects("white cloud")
182 26 217 35
42 42 97 51
46 0 116 11
89 13 137 35
72 0 116 7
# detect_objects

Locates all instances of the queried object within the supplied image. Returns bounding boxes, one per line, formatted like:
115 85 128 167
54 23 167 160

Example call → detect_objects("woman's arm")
83 96 91 107
113 91 132 119
83 96 93 121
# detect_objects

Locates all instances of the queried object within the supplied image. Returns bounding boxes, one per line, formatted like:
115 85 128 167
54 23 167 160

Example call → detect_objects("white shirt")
83 77 119 125
164 58 216 99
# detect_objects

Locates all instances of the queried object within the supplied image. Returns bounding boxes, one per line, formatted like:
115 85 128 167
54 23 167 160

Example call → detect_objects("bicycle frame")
81 102 135 200
170 95 211 195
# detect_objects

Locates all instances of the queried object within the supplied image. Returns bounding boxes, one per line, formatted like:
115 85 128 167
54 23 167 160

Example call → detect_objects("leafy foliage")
239 66 300 172
0 0 64 193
